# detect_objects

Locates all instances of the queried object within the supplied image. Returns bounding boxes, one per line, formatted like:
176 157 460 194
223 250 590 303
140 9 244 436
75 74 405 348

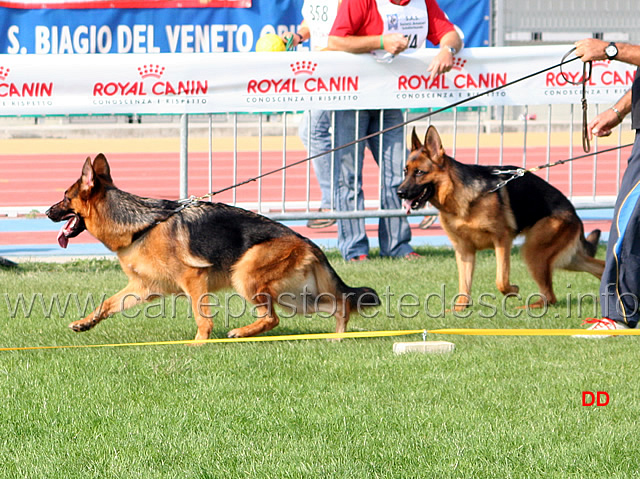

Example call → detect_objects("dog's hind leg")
561 242 605 279
227 237 309 338
227 289 281 338
565 254 605 279
521 216 581 308
563 227 604 279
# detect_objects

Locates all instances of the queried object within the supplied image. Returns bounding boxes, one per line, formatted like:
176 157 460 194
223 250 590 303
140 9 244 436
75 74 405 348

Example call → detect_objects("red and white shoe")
572 317 630 338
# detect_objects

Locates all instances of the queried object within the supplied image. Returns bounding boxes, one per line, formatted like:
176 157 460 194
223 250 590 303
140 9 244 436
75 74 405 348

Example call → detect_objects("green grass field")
1 247 639 478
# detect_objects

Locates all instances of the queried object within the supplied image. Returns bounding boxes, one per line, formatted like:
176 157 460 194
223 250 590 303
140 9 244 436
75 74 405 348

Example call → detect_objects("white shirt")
373 0 430 61
302 0 340 51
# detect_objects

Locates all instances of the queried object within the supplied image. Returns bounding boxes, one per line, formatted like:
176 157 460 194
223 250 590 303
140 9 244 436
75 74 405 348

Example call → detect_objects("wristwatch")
605 42 618 60
442 45 457 55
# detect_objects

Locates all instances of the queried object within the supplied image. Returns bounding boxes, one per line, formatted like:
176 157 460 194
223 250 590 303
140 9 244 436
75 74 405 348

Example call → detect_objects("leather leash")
559 47 593 153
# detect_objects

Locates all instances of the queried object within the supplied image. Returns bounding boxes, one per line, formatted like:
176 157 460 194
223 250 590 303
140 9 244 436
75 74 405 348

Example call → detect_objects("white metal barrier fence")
175 104 631 223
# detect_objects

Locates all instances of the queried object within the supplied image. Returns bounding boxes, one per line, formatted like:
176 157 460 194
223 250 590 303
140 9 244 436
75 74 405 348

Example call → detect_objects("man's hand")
281 31 303 48
426 30 462 79
427 48 454 79
587 108 620 139
380 33 408 55
574 38 608 63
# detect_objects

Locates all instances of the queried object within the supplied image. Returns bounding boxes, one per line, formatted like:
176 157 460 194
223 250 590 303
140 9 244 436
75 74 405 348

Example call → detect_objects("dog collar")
130 198 199 243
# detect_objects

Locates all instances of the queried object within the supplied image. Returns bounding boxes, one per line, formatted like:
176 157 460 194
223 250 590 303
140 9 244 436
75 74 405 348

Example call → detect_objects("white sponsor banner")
0 45 634 115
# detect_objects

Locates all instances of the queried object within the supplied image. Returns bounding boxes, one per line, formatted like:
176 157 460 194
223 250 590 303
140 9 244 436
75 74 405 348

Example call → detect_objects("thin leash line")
193 55 583 202
488 142 634 193
559 47 593 153
527 143 634 173
0 329 424 352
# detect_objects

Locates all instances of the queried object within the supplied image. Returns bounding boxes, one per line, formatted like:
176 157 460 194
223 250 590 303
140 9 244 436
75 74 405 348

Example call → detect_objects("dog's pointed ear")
424 126 446 166
92 153 112 183
80 157 94 192
411 127 423 151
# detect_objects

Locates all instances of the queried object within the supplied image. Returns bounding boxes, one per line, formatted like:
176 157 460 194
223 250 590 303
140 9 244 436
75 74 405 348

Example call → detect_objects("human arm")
426 29 463 79
574 39 640 67
327 32 408 54
574 38 638 138
587 89 632 139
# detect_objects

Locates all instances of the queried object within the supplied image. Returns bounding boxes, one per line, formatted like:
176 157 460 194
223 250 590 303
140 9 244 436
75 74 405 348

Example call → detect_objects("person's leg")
300 110 335 209
600 132 640 327
300 110 336 228
334 110 369 260
366 109 413 258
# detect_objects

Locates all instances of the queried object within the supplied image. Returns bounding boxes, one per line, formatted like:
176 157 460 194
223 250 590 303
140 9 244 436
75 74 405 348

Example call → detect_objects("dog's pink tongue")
56 217 78 248
403 200 412 215
57 228 69 249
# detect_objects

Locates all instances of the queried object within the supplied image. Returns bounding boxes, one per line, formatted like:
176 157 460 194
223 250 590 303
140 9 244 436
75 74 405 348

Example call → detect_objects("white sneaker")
572 317 630 338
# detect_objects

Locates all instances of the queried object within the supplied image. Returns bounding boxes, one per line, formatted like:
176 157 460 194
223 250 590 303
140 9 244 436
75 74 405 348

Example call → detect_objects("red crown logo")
290 61 317 75
137 64 165 79
451 58 467 71
592 60 611 68
0 67 11 81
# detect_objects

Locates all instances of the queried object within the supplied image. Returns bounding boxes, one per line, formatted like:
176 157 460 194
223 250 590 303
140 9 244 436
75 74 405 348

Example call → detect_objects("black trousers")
600 131 640 326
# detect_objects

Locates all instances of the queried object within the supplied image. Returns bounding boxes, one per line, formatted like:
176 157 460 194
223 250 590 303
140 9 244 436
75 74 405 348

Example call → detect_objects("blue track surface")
0 210 613 259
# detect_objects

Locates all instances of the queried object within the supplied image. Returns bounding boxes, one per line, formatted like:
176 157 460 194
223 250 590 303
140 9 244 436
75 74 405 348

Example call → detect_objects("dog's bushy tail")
325 265 380 310
343 286 380 310
310 245 380 311
582 229 601 257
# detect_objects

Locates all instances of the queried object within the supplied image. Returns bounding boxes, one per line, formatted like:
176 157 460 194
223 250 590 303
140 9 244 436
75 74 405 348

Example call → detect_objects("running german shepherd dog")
397 126 604 310
46 154 379 340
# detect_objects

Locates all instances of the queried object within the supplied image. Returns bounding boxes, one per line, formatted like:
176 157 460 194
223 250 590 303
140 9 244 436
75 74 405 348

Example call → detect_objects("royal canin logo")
451 57 468 71
290 61 317 75
0 66 53 98
398 57 507 91
247 60 358 94
545 59 634 87
93 65 208 97
137 64 165 79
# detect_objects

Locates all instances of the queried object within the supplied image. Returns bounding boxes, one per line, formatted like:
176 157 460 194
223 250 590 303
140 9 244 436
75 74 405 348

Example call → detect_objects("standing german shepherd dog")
397 126 604 311
46 154 379 340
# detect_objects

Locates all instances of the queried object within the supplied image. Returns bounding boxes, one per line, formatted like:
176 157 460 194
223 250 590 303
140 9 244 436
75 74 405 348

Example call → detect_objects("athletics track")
0 135 625 260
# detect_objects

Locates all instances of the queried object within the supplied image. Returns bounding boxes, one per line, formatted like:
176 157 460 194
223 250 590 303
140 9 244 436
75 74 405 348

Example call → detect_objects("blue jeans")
333 109 413 260
299 110 334 210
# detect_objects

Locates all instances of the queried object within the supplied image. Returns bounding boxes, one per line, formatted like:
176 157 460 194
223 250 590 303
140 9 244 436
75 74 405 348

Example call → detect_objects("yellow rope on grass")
1 327 637 352
0 329 424 352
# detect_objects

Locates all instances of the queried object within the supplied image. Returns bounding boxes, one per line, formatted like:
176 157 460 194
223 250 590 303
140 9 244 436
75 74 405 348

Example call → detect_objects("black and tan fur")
46 155 379 340
397 126 604 310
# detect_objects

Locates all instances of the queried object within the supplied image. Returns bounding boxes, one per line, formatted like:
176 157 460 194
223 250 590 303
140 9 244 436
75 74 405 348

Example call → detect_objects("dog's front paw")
499 284 519 295
227 328 244 338
451 293 472 312
453 300 470 312
68 318 97 332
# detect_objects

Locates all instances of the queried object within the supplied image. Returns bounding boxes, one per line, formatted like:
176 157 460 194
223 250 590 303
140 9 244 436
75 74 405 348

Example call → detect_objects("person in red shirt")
326 0 463 261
